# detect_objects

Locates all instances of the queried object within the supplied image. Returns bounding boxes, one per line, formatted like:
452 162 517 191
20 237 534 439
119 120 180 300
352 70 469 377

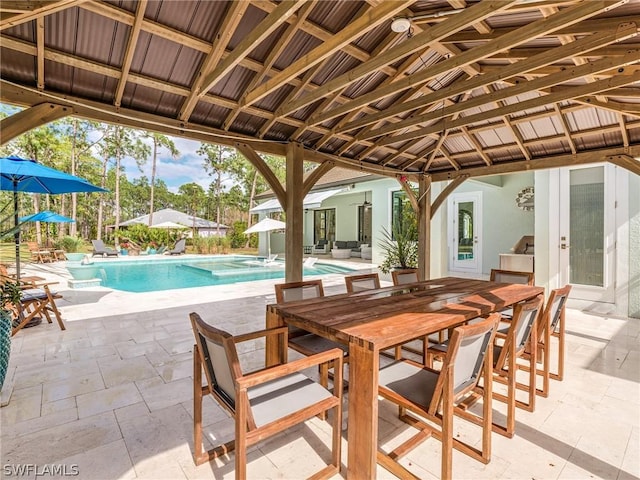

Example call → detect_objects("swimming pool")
86 256 354 293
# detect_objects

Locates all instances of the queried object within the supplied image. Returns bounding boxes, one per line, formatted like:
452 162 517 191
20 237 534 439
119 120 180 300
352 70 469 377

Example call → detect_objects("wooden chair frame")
190 313 343 479
464 296 543 438
344 272 380 293
390 268 444 362
2 273 65 335
523 285 572 397
490 268 535 285
27 241 53 263
274 280 348 394
391 268 419 286
378 314 500 480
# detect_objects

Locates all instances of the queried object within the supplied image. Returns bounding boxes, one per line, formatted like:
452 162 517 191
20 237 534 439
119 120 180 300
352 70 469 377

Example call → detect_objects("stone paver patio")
1 260 638 479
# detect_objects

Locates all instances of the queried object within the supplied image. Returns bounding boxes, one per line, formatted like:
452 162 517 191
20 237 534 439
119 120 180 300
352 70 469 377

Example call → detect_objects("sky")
2 103 224 193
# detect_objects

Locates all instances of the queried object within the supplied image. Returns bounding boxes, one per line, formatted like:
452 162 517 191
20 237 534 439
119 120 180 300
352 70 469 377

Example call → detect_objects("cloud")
120 135 235 193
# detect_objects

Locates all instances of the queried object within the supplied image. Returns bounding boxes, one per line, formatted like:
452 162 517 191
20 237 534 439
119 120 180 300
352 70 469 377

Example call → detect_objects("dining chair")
189 313 343 479
391 268 444 362
391 268 418 286
274 280 349 392
489 268 535 285
344 272 380 293
525 285 572 397
377 314 500 480
490 268 535 325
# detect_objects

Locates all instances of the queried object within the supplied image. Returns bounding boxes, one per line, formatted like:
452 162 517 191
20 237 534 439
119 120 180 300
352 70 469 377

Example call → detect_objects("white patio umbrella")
150 221 188 244
244 218 286 257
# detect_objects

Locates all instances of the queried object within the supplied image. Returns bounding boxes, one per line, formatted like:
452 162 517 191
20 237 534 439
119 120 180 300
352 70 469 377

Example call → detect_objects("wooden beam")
439 14 640 43
554 103 577 154
179 1 249 122
285 143 305 282
337 24 639 134
606 154 640 176
114 0 146 108
223 0 316 130
307 0 626 127
36 16 44 90
417 176 431 281
278 0 513 117
0 35 384 146
399 177 419 213
0 0 84 31
242 0 412 108
302 161 334 197
0 102 71 145
235 142 287 210
197 1 304 102
430 145 640 182
377 70 640 147
619 114 630 147
430 176 467 218
360 41 640 140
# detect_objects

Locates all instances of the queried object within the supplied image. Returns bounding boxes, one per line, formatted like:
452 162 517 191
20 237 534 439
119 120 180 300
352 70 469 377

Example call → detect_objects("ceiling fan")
351 192 372 209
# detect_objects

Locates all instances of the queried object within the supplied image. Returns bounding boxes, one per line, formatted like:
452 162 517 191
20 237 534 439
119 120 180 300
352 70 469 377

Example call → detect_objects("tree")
198 144 238 234
96 126 149 241
143 133 178 225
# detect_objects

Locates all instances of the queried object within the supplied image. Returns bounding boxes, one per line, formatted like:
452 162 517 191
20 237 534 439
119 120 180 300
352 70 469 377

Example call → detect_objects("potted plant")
378 222 418 274
1 280 22 391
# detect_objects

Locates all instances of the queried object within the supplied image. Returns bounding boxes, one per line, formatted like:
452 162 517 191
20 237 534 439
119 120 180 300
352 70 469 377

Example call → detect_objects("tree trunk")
149 138 157 226
114 130 122 245
246 171 258 247
70 119 78 237
96 152 108 240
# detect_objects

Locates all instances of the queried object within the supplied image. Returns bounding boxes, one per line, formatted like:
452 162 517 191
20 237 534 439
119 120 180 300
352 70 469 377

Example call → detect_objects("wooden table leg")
347 342 379 479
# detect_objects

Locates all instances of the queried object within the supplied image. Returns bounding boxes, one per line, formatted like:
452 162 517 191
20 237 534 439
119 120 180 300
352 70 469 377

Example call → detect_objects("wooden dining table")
265 276 544 479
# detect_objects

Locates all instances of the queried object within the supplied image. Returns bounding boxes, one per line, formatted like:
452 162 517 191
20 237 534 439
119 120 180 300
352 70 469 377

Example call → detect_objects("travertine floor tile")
76 382 143 418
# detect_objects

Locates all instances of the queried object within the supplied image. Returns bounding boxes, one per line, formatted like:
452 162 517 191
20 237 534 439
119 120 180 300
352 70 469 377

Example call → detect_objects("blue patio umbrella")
20 211 75 247
19 211 75 224
1 155 106 280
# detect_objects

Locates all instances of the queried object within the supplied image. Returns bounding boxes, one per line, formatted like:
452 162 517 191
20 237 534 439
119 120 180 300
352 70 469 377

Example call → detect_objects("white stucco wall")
447 173 535 275
628 171 640 318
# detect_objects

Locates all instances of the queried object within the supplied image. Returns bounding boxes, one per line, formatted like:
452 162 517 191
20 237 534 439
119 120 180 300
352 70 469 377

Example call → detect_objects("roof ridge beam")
306 0 626 128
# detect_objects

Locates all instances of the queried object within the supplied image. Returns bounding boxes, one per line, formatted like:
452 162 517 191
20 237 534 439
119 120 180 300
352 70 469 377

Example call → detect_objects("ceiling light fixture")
391 17 411 33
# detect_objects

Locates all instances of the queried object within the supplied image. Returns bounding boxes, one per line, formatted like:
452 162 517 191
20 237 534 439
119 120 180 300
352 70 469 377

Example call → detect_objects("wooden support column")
285 143 304 282
417 176 431 281
0 103 70 145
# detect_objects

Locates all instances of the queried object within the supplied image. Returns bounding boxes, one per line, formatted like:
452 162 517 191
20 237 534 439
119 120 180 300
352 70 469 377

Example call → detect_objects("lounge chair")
265 253 278 264
0 274 65 335
303 256 318 268
156 245 167 254
91 239 119 257
27 242 52 263
165 238 186 255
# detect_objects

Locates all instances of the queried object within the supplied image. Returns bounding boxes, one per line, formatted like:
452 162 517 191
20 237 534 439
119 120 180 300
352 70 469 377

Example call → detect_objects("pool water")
91 256 354 293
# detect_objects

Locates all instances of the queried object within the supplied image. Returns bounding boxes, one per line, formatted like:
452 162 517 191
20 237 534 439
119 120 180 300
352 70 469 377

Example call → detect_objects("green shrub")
56 236 84 253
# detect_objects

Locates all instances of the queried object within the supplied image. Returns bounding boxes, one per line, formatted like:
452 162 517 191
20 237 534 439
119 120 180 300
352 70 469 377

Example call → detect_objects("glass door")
448 192 482 273
559 164 615 302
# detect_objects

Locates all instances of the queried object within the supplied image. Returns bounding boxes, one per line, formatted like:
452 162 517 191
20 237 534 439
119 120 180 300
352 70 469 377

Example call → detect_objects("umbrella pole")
13 186 21 281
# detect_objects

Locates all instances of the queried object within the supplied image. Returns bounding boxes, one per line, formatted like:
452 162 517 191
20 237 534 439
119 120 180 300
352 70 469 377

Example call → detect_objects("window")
391 190 417 240
314 209 336 244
